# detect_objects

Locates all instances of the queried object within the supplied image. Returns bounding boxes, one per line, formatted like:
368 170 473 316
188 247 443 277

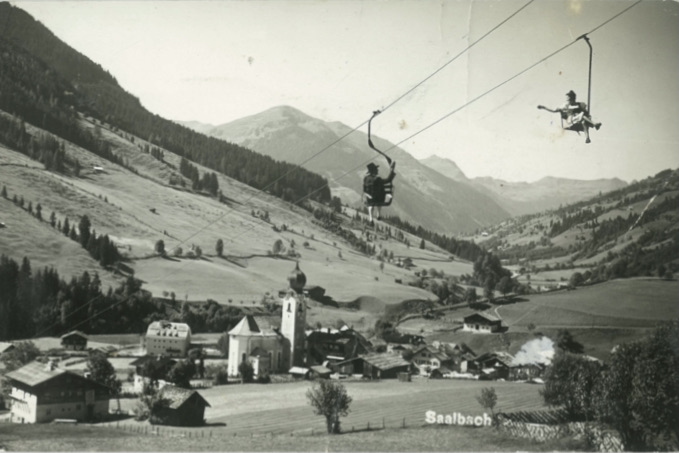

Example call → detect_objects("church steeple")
281 262 307 368
288 261 306 294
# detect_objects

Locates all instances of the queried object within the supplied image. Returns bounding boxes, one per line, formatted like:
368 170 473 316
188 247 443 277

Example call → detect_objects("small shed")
361 353 411 379
289 366 310 380
60 331 88 351
154 386 210 426
429 366 453 379
0 341 15 356
309 365 332 379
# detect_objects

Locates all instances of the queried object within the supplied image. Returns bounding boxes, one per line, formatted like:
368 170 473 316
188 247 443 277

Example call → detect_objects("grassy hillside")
2 105 480 338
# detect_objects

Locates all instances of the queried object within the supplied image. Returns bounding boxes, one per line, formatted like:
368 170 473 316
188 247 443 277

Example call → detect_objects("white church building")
227 263 308 378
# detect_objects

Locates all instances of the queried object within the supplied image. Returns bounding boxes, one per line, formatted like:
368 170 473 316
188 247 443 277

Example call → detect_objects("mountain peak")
420 155 468 182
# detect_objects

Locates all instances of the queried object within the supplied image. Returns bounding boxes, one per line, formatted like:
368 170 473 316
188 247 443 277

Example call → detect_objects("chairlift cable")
40 1 641 339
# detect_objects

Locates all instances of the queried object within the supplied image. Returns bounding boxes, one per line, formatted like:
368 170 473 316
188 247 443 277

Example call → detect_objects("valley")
0 2 678 451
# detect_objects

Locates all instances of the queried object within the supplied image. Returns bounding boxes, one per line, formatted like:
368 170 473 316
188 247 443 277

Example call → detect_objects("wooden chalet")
60 331 88 351
462 312 502 334
5 361 110 423
306 327 371 367
154 386 210 426
361 353 411 379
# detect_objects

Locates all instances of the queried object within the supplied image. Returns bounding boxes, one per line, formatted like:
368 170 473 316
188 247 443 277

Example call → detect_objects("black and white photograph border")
0 1 677 452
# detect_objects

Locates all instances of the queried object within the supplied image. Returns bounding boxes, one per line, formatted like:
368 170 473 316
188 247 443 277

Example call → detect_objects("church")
227 262 307 378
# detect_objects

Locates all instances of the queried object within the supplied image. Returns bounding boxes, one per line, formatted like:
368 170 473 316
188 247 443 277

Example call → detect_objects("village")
0 263 548 429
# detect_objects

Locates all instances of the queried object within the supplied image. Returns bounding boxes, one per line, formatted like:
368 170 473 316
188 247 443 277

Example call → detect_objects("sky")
9 0 679 183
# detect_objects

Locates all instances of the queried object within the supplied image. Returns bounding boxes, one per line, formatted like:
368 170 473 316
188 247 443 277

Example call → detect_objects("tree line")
542 322 678 451
2 187 121 268
1 22 332 207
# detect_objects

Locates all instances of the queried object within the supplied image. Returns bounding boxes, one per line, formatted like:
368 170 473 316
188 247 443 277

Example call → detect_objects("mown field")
497 278 678 328
0 422 586 452
0 378 561 451
108 378 545 437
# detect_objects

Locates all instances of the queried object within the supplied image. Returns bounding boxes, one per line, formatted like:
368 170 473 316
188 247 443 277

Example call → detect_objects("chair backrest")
364 179 394 207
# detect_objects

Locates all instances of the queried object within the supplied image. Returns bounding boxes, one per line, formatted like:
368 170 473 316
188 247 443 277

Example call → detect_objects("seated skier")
538 90 601 143
363 160 396 222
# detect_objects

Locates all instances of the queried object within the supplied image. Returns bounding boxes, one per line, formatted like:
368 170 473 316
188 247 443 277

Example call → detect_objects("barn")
361 353 411 379
153 386 210 426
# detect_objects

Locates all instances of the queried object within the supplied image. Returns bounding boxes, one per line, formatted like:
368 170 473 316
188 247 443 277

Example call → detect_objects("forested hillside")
479 168 679 283
0 2 330 205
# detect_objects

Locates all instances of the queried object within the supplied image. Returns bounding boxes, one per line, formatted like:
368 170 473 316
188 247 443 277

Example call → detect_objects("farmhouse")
411 345 453 375
306 326 371 367
153 385 210 426
508 363 545 381
470 351 514 380
144 321 191 357
5 360 110 423
361 353 411 379
60 330 88 351
462 312 502 334
228 263 307 378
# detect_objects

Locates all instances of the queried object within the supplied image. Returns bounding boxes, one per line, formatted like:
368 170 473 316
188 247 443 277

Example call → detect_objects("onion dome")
288 262 307 294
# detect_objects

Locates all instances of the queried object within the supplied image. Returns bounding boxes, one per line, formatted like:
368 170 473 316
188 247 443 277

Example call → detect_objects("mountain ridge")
183 105 512 234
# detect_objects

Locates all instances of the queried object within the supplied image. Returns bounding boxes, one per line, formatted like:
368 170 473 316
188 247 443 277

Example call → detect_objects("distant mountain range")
420 155 627 216
180 113 627 226
179 107 512 234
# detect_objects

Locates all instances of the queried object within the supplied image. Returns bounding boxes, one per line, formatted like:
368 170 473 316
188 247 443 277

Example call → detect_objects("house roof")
475 351 514 368
431 366 454 375
361 353 411 370
5 361 67 387
250 347 269 357
60 330 88 340
289 366 310 375
412 345 451 362
228 315 279 337
5 361 110 392
147 321 191 338
159 385 210 409
0 342 14 354
310 365 332 375
463 312 501 324
129 355 177 368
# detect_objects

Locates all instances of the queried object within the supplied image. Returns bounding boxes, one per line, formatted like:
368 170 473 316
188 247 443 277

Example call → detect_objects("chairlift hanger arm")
577 34 593 112
367 110 392 166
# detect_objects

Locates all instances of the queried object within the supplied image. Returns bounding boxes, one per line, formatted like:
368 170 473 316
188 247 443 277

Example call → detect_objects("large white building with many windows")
144 321 192 357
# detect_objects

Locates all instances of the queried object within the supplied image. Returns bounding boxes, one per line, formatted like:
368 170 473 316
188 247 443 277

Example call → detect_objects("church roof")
229 315 280 337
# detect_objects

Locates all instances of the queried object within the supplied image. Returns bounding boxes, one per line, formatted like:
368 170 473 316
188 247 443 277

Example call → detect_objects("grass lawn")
107 379 547 437
0 422 587 452
498 278 678 327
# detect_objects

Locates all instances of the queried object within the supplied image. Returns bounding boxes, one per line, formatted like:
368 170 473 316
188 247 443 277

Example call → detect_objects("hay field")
497 278 678 329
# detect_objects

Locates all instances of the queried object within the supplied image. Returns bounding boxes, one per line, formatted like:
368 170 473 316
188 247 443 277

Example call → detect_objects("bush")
256 373 271 384
238 360 254 383
213 367 228 386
